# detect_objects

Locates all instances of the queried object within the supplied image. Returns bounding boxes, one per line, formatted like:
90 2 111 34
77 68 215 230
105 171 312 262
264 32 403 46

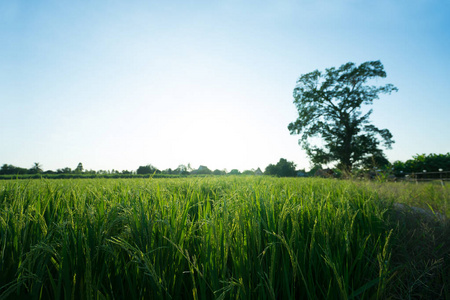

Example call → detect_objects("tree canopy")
264 158 297 177
288 61 397 171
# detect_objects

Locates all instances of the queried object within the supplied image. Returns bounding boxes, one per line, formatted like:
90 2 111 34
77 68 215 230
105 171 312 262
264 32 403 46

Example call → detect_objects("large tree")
288 61 397 171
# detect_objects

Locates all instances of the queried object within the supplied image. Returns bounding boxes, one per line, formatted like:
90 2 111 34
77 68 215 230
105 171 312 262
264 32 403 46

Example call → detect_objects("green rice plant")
0 177 447 299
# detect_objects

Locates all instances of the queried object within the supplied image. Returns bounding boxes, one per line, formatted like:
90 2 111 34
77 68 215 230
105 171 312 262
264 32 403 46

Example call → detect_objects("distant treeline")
392 153 450 176
0 159 300 180
0 163 177 180
2 153 448 180
0 173 183 180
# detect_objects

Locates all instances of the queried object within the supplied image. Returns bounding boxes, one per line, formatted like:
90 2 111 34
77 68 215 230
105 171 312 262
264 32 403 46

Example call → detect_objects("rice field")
0 177 448 299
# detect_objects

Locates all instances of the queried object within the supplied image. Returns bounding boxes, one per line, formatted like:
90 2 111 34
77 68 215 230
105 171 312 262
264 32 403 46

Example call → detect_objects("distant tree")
288 61 397 172
29 162 43 174
137 164 160 175
254 168 263 175
174 164 190 175
264 164 277 176
0 164 13 175
194 165 212 175
276 158 297 177
176 165 186 172
162 168 173 175
392 160 406 176
265 158 297 177
213 169 226 175
19 166 29 174
0 164 28 175
242 170 255 175
57 167 72 174
228 169 241 175
75 162 83 173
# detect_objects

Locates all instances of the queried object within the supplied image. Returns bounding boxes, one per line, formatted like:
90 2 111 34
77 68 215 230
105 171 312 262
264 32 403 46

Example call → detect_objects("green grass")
357 180 450 217
0 177 448 299
357 180 450 299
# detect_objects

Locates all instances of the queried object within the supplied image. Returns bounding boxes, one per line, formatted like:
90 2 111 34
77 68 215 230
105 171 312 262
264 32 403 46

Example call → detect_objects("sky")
1 0 449 172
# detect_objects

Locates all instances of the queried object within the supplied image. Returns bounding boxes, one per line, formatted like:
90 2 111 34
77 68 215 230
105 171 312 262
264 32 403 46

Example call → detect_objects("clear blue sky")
1 0 449 172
